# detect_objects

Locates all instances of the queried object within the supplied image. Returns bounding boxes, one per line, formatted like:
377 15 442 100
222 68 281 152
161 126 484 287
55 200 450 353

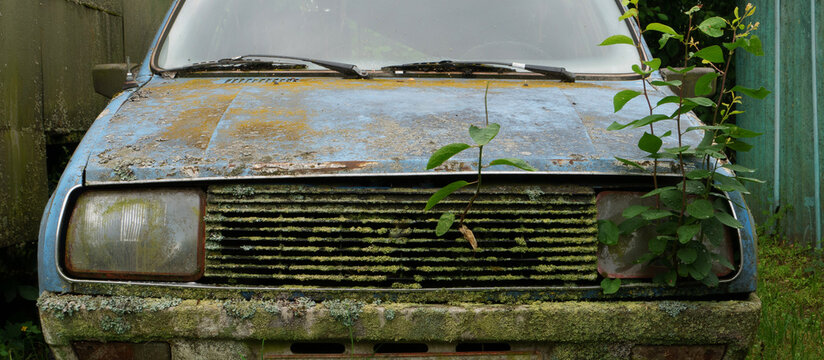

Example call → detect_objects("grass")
747 217 824 360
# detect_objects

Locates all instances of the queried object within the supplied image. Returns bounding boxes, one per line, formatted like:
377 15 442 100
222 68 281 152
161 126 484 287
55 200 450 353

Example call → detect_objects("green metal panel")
736 0 823 248
0 0 49 247
0 0 174 247
123 0 174 64
41 0 124 135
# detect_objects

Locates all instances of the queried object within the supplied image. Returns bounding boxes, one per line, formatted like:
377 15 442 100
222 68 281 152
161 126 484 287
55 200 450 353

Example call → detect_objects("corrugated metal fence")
736 0 823 248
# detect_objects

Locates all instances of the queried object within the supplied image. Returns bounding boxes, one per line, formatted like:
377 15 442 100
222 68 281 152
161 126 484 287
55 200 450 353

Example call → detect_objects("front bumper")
38 292 760 360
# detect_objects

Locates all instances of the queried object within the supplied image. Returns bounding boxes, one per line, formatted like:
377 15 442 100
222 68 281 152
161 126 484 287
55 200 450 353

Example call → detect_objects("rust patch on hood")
251 161 378 175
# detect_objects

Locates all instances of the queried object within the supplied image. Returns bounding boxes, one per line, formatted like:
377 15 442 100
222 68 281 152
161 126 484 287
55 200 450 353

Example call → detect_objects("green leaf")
435 213 455 236
677 224 701 244
634 114 670 128
714 254 736 271
714 174 750 194
724 35 764 56
663 145 690 154
622 205 650 219
598 220 621 245
663 270 677 287
607 121 632 131
722 164 756 173
601 278 621 295
656 95 681 107
687 199 714 219
726 125 763 138
618 216 647 235
686 169 711 180
702 217 725 246
685 5 702 15
638 132 663 153
677 180 706 195
738 176 765 184
697 16 727 37
469 123 501 146
726 139 753 152
650 80 682 87
693 45 725 63
744 35 764 56
642 209 673 221
731 85 771 99
488 158 537 171
646 23 678 35
635 252 658 265
694 72 719 96
660 189 683 210
614 90 642 113
424 181 470 211
686 97 716 107
701 272 719 287
678 247 698 264
17 286 38 301
644 58 662 71
641 186 677 198
615 157 646 170
715 211 743 228
649 236 669 255
599 35 635 46
666 66 695 75
618 8 638 21
426 143 472 170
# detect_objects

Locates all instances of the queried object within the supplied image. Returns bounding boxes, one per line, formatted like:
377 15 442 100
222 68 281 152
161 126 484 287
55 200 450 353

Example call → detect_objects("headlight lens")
64 188 205 281
596 191 736 279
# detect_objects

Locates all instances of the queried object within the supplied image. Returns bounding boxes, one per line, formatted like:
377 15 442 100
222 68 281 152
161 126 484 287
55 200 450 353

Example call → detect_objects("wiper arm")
382 60 575 82
228 54 369 79
167 59 308 73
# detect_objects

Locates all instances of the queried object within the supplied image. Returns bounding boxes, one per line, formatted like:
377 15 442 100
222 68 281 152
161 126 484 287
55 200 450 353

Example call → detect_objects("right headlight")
596 191 736 279
64 188 205 281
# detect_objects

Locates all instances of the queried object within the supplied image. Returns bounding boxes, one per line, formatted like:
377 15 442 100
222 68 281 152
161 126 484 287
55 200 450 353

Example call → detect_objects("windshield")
156 0 640 74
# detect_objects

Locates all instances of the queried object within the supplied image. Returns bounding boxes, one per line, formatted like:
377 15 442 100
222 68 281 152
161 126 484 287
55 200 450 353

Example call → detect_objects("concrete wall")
736 0 823 248
0 0 173 247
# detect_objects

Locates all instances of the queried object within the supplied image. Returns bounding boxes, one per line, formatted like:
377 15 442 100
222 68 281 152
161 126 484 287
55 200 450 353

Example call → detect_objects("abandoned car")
38 0 760 359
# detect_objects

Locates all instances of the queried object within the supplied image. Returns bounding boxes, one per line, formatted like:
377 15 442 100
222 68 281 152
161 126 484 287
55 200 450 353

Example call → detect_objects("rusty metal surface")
82 77 703 183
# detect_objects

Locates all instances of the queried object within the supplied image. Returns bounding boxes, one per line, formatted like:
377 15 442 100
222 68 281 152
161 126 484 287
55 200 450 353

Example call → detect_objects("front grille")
201 184 599 288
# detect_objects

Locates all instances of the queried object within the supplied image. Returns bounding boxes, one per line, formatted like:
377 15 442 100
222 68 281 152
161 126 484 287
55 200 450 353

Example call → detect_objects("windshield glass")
156 0 640 74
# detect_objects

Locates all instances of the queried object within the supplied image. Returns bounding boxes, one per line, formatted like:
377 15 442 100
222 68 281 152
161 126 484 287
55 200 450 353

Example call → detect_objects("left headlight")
64 188 205 281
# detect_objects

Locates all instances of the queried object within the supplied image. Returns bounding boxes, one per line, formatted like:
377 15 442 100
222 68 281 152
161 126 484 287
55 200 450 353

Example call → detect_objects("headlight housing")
64 188 205 281
596 191 736 279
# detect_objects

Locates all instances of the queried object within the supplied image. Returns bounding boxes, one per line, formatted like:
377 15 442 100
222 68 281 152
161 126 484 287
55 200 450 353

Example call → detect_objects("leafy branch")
424 83 536 250
597 1 768 294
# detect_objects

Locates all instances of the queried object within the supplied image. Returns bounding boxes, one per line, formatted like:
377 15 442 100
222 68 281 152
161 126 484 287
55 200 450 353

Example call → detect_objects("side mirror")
92 64 134 98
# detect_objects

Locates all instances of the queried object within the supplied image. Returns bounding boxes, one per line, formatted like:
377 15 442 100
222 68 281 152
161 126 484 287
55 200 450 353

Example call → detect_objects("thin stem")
676 15 695 224
484 82 490 126
636 23 660 206
460 146 484 224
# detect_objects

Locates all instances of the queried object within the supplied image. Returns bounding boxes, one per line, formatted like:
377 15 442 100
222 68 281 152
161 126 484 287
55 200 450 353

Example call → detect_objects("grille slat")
201 184 599 288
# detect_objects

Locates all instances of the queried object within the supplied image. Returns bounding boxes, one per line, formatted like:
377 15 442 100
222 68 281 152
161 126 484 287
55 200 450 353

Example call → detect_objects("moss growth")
100 315 131 334
222 300 258 320
657 301 695 318
324 299 365 328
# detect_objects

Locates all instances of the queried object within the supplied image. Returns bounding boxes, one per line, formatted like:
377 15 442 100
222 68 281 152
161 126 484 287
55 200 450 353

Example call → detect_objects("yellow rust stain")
228 108 317 142
159 94 236 149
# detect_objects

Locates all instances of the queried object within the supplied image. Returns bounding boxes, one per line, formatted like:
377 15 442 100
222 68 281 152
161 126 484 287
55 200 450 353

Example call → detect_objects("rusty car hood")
84 77 702 183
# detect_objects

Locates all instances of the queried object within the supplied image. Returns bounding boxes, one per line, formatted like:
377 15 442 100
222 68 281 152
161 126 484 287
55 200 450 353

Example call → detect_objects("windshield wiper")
168 59 308 73
166 55 369 78
382 60 575 82
227 55 368 78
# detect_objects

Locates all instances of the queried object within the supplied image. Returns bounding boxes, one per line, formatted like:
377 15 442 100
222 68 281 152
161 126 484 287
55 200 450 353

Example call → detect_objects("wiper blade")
228 54 369 79
168 59 308 73
382 60 575 82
